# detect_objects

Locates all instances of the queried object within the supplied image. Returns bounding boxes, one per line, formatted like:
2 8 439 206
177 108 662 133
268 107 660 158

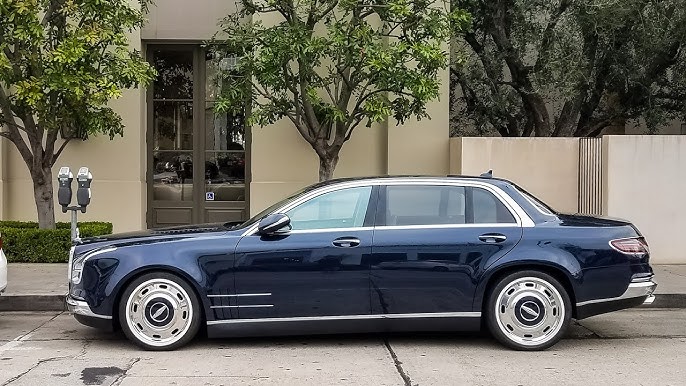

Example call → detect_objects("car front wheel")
119 272 201 350
486 270 571 351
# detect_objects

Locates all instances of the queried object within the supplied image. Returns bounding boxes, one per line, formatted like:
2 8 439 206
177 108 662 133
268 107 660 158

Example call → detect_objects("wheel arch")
476 262 579 319
111 265 209 330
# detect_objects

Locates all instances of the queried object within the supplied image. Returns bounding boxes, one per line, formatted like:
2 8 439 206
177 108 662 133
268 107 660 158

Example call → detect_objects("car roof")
312 175 515 189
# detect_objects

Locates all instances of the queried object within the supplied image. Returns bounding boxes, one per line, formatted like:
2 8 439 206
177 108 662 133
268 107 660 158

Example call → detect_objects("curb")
0 294 67 312
0 293 684 312
641 294 686 309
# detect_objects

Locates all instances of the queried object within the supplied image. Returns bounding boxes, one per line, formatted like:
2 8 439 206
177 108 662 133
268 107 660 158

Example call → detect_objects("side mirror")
257 214 291 236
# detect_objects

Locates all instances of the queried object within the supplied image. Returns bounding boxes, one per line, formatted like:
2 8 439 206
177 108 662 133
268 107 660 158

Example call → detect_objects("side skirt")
206 312 482 338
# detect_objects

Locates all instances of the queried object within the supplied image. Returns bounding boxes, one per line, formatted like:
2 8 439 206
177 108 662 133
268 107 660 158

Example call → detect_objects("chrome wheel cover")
494 277 565 346
125 278 193 347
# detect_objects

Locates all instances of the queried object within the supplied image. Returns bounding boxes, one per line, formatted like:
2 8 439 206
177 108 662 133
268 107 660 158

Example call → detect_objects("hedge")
0 221 113 263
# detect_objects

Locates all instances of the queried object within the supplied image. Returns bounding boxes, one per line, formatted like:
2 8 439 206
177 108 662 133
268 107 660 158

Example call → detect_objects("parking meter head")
57 167 73 212
76 167 92 212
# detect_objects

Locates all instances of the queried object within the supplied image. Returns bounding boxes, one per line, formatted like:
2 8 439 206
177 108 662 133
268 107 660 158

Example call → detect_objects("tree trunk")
32 167 56 229
318 154 339 182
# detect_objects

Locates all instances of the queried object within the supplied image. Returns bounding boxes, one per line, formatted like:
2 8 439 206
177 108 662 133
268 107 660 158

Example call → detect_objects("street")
0 309 684 386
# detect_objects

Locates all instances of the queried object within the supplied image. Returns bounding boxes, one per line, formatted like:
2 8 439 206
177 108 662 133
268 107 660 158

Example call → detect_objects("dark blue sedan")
67 176 656 351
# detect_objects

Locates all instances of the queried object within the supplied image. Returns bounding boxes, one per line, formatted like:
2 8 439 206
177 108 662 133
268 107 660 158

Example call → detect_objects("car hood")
75 223 243 251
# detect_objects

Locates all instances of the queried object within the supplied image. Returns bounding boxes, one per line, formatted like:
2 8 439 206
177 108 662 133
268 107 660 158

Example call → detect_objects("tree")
450 0 686 137
0 0 155 229
216 0 470 181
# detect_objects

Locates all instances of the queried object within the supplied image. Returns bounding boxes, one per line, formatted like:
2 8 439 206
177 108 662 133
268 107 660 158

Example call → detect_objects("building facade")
0 0 449 233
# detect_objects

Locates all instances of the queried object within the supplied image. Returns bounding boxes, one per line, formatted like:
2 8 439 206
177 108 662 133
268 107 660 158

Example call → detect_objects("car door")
233 185 377 319
370 183 523 315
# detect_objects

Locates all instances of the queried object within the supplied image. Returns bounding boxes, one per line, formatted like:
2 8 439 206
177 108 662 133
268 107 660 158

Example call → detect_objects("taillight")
610 237 649 255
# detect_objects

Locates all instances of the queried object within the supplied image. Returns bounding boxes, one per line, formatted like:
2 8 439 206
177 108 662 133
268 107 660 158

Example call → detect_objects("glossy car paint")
68 176 653 338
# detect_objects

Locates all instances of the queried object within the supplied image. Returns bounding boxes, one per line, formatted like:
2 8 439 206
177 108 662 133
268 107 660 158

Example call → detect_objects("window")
383 185 516 226
472 188 516 223
386 186 466 226
285 186 373 230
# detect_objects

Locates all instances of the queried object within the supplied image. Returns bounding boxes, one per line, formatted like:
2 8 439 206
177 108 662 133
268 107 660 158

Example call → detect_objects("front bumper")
576 276 657 319
66 295 113 331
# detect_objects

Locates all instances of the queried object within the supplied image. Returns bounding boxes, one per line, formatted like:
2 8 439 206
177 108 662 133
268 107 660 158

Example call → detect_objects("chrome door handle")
332 237 360 248
478 233 507 243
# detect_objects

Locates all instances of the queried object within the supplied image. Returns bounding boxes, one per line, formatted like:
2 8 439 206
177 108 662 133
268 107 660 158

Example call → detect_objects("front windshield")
226 185 311 230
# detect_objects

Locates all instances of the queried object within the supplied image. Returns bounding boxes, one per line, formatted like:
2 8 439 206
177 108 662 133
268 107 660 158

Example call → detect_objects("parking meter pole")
70 209 79 242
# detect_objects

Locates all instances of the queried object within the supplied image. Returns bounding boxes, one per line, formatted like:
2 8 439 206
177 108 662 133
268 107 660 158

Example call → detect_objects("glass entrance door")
147 45 247 228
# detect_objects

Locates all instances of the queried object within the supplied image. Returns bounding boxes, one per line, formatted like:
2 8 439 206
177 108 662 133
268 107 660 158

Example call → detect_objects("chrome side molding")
206 311 481 326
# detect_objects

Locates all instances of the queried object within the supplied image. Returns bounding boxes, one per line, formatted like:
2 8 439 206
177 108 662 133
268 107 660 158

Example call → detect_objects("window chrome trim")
375 223 519 231
241 178 535 236
206 311 481 325
288 227 374 234
207 293 271 298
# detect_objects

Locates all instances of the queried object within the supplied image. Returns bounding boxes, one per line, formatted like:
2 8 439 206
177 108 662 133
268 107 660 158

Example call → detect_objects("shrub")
0 221 113 263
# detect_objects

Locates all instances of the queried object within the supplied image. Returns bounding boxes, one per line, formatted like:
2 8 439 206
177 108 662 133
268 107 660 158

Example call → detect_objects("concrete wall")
450 137 580 213
141 0 239 40
602 135 686 264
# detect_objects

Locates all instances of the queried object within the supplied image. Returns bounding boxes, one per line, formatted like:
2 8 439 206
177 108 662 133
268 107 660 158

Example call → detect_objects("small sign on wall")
205 192 215 201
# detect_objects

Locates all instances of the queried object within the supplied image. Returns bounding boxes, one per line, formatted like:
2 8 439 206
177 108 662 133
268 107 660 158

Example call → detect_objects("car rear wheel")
486 270 571 351
119 272 201 351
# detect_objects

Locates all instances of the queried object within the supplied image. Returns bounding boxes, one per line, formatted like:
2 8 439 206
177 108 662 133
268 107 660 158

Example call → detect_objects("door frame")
145 42 251 228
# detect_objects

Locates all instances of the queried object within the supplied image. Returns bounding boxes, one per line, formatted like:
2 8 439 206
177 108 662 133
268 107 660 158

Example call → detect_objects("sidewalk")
0 263 684 311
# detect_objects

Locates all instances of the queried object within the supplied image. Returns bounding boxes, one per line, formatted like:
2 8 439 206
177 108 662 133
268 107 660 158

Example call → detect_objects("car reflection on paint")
66 175 656 351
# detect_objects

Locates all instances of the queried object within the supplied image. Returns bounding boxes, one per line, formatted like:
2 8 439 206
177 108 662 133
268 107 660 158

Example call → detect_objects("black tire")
118 272 202 351
485 270 571 351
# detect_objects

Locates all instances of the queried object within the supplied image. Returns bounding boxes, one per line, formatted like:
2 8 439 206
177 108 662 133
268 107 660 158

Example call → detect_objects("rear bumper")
576 276 657 319
66 295 113 331
0 249 7 293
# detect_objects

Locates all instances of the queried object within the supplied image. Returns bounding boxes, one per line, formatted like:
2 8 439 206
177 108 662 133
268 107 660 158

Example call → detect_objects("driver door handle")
332 237 360 248
478 233 507 243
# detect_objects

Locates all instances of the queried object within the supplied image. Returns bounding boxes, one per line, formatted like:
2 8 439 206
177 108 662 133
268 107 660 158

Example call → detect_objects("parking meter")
57 167 73 213
76 167 92 213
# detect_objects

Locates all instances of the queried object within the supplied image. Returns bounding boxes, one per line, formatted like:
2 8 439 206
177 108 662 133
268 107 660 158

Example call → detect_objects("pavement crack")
109 357 141 386
74 340 91 359
383 338 413 386
1 356 70 386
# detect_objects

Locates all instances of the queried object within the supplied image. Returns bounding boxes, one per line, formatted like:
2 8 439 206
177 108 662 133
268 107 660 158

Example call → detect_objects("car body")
67 176 656 351
0 232 7 294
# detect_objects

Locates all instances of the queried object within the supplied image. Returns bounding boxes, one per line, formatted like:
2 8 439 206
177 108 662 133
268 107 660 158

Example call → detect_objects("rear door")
370 183 523 315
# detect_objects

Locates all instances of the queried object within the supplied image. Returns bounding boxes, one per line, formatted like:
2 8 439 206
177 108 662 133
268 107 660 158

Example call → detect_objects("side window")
385 186 466 226
285 186 373 230
383 185 516 226
472 188 516 224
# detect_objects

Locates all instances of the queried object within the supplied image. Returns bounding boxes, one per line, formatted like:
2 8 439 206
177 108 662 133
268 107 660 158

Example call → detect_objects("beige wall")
450 137 580 213
602 135 686 264
141 0 239 40
4 89 146 233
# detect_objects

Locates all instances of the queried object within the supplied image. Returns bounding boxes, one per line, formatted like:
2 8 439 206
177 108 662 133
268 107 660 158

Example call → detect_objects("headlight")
70 247 117 285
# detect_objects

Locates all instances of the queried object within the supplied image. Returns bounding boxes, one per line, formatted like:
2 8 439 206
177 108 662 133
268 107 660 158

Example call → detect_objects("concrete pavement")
0 264 684 311
0 308 684 385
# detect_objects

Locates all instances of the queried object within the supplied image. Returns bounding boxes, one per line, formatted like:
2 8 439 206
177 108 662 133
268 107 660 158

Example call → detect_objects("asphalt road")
0 309 684 386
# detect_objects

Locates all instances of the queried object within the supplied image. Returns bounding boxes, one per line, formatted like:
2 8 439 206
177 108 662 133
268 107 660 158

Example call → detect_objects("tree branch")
533 0 571 73
52 138 72 165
